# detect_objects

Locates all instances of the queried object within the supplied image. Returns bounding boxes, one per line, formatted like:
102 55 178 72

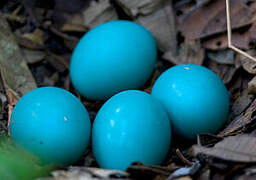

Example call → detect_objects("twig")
49 26 79 42
0 13 26 23
176 149 193 167
46 50 70 70
12 4 23 16
226 0 256 62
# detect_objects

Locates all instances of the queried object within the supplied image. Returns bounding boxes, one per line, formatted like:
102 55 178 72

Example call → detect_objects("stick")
226 0 256 62
176 149 193 167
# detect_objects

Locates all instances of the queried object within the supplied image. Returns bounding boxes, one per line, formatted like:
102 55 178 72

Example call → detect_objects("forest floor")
1 0 256 179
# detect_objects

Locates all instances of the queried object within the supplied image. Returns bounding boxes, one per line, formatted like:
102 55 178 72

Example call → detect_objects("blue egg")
10 87 91 165
151 64 229 139
70 20 157 100
92 90 171 171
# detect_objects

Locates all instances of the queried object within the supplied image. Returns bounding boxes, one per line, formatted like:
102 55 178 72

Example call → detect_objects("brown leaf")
6 88 19 136
178 0 256 40
202 20 256 51
193 135 256 163
7 104 13 136
202 31 251 50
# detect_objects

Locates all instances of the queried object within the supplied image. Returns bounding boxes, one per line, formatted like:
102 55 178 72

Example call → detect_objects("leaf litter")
2 0 256 179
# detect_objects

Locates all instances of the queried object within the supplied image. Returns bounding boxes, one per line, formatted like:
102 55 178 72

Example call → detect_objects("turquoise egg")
70 20 157 100
92 90 171 171
151 64 229 139
10 87 91 166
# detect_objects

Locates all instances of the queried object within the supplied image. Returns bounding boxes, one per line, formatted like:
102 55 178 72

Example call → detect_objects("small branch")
176 149 193 167
49 26 79 42
0 13 26 23
230 45 256 62
226 0 232 47
226 0 256 62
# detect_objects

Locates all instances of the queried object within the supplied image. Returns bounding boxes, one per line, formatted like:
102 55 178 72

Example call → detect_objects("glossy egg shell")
70 20 157 100
151 64 229 139
10 87 91 166
92 90 171 171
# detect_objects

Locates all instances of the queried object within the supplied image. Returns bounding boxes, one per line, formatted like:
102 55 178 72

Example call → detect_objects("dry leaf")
21 48 46 64
136 3 177 53
117 0 177 54
207 49 235 65
231 89 254 116
163 40 204 65
22 28 47 45
248 76 256 94
43 167 130 180
178 0 256 40
219 98 256 137
82 0 118 29
240 50 256 74
249 22 256 42
166 161 200 180
202 31 251 50
197 134 223 147
0 16 37 97
116 0 164 17
193 135 256 163
174 177 192 180
60 14 88 32
206 61 237 84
